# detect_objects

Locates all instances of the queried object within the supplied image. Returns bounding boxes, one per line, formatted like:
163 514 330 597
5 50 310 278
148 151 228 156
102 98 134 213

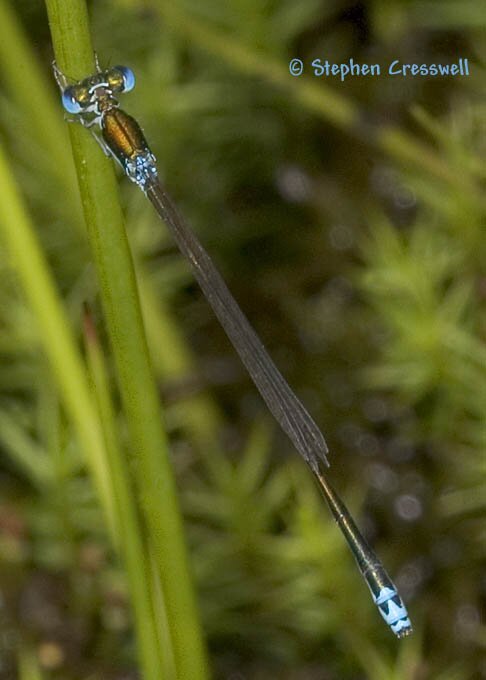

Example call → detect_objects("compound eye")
114 66 135 92
61 86 83 114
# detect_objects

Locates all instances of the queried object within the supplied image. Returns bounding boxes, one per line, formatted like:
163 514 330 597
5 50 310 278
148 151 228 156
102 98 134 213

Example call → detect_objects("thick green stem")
83 310 170 679
44 1 209 677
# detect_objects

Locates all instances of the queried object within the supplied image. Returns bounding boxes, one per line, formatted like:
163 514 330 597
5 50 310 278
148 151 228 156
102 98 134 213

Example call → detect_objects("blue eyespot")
115 66 135 92
62 88 82 114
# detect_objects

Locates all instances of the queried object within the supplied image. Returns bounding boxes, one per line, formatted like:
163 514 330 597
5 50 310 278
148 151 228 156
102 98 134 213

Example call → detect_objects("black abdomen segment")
315 470 412 638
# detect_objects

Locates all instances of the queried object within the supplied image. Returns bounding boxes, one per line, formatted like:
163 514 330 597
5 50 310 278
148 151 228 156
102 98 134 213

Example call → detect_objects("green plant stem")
44 1 209 677
0 409 52 488
83 310 171 679
0 141 116 536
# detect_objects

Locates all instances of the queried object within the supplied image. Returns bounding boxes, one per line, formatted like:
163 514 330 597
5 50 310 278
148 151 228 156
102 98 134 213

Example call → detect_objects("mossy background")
0 0 484 678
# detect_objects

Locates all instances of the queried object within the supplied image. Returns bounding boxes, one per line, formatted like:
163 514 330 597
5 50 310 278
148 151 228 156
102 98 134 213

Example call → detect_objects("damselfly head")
59 66 135 115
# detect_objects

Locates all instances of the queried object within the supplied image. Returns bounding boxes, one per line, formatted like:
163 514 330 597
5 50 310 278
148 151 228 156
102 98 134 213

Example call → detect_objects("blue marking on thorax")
124 150 158 191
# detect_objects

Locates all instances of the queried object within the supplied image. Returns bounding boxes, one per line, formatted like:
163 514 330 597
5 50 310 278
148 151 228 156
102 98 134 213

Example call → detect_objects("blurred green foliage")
0 0 484 678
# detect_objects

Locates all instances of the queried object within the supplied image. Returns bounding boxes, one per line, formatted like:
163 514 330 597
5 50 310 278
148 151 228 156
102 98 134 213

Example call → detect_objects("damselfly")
54 59 412 638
